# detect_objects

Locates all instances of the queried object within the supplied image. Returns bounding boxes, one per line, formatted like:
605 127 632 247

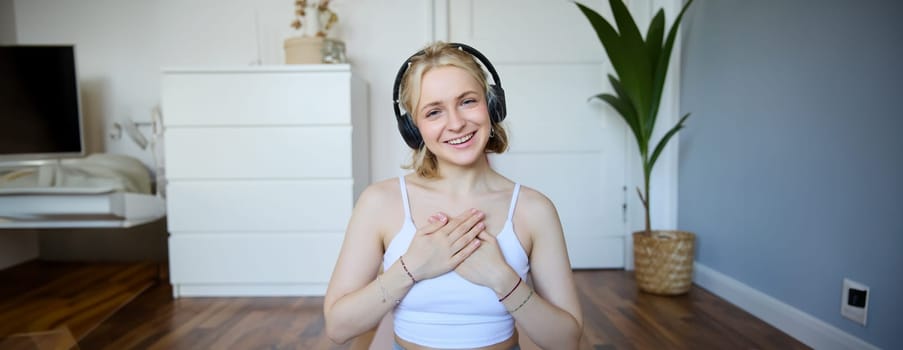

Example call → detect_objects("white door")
444 0 628 268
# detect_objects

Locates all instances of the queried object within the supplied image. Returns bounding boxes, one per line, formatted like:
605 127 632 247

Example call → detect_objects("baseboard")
172 283 328 298
693 263 878 350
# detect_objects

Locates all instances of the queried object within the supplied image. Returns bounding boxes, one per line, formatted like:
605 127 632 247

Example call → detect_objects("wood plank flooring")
1 262 810 349
0 261 157 341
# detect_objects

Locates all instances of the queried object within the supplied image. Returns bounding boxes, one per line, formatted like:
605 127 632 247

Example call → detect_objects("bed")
0 154 165 228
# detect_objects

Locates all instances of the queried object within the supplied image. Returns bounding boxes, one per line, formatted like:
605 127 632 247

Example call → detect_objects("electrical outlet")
841 278 869 326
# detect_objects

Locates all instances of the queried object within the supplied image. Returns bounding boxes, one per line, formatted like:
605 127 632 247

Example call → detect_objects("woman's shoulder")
516 185 558 214
357 177 403 208
351 177 406 237
513 184 562 235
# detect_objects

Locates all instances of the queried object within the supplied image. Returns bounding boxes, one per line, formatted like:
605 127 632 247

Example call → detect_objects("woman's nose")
446 110 466 131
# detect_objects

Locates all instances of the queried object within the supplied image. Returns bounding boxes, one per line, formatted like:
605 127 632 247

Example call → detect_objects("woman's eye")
426 109 441 117
462 98 477 106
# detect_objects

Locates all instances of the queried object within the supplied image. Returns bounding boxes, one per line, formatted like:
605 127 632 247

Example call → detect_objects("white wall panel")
499 64 623 153
566 235 625 268
490 153 624 239
449 0 611 64
451 0 628 267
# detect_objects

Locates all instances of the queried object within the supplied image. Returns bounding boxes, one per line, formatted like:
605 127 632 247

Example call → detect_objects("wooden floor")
0 261 157 341
1 262 809 349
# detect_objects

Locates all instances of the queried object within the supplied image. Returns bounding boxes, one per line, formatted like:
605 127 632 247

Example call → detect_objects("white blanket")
0 154 152 194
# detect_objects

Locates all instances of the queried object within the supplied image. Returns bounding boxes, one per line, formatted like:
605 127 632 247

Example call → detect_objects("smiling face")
414 65 492 169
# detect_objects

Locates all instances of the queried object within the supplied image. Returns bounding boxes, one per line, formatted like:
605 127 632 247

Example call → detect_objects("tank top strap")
399 176 413 220
505 183 521 223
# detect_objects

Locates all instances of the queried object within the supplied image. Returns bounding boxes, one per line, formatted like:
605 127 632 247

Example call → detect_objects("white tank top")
383 176 530 349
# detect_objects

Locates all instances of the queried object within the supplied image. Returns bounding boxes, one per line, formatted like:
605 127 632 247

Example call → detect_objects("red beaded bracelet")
399 256 417 283
498 277 522 302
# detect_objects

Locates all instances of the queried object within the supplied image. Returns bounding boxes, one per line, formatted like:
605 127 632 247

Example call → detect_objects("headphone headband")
392 42 507 149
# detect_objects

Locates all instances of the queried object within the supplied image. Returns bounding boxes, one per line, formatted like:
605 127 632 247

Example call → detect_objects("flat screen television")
0 45 84 164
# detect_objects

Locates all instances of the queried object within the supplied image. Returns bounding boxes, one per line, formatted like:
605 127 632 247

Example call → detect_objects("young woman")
324 42 582 350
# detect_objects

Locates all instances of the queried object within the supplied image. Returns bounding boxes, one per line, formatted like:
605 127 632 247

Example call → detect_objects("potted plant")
575 0 696 295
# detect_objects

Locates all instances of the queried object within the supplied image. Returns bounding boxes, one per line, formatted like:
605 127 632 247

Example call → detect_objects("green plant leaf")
646 10 665 73
607 0 652 122
575 3 630 87
576 0 694 232
649 113 690 170
606 75 647 152
648 0 694 135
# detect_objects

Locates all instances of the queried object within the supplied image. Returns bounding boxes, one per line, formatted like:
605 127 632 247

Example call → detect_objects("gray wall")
0 0 14 43
679 0 902 348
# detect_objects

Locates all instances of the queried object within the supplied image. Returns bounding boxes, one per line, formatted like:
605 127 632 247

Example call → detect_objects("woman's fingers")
476 230 496 243
451 221 484 254
451 236 481 265
405 209 488 279
417 213 448 236
444 209 484 241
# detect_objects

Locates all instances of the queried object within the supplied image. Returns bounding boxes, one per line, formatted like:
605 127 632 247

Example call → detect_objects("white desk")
0 188 165 229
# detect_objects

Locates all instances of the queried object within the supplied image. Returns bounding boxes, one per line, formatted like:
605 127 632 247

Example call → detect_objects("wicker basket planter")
633 230 696 295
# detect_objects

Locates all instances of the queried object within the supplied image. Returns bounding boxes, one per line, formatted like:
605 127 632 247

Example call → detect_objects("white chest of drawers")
161 65 368 297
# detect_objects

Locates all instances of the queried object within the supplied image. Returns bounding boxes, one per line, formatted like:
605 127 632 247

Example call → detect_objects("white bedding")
0 154 152 195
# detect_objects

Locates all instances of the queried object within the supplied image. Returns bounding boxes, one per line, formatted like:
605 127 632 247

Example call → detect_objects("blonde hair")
398 42 509 178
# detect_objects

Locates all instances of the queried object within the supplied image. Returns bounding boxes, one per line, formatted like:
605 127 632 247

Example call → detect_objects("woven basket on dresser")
633 230 696 295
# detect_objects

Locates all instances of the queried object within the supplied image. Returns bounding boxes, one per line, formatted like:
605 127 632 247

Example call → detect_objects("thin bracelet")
508 288 534 314
498 278 522 302
399 255 417 283
376 274 388 303
376 274 400 305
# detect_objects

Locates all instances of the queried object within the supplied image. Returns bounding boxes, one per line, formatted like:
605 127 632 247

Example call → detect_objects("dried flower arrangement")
290 0 338 37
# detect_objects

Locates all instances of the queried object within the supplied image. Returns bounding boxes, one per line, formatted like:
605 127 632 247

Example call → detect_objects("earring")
490 127 496 138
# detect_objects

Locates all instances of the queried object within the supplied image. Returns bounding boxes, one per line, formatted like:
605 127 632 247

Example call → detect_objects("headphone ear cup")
397 113 424 149
488 85 507 123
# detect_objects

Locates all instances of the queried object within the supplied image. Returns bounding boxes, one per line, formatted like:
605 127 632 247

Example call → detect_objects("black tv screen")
0 45 83 161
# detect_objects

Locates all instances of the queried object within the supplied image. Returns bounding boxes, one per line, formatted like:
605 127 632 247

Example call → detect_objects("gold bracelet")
508 288 534 313
376 274 400 305
376 274 388 303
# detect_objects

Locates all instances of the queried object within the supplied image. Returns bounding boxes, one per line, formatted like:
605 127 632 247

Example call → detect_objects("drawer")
162 70 351 126
164 126 352 179
168 233 343 284
166 180 353 232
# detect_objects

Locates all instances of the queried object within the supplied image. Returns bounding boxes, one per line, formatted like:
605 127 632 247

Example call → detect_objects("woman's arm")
454 186 583 349
324 182 486 344
323 184 411 344
505 188 583 349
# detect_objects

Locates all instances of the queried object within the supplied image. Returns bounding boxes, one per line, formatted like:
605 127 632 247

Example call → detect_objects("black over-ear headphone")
392 43 507 149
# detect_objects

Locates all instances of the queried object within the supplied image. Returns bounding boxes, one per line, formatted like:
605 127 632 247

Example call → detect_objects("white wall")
12 0 432 183
9 1 683 267
9 0 436 261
